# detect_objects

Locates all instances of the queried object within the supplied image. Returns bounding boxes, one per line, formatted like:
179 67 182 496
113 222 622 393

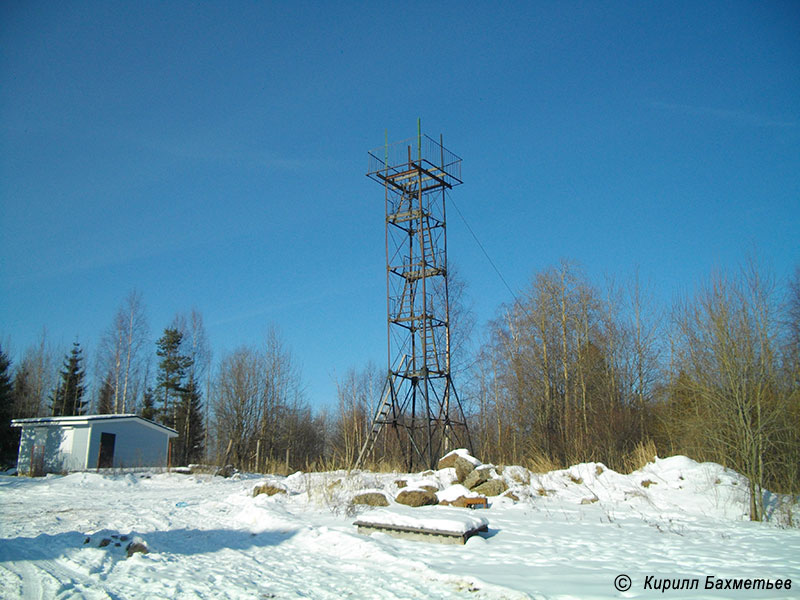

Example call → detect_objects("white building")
11 415 178 475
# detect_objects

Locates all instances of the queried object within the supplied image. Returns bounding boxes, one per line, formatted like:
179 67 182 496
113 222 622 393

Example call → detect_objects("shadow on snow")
0 527 297 562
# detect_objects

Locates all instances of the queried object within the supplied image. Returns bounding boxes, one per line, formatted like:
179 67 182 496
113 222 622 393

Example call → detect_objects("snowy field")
1 456 799 599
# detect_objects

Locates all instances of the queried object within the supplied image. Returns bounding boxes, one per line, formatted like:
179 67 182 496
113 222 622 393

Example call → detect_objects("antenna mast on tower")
357 123 472 471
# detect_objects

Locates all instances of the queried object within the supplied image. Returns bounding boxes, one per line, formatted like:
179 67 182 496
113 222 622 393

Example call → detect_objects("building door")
97 432 116 469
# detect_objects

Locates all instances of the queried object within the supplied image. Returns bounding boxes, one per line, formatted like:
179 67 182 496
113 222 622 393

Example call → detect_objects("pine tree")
140 387 156 421
155 328 191 428
175 375 205 466
97 372 114 414
51 342 87 416
0 346 18 465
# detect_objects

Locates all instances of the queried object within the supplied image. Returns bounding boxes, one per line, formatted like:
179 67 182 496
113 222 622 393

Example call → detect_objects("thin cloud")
650 101 797 128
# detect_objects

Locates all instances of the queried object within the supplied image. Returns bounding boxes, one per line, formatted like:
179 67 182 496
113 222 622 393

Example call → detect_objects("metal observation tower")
357 125 472 471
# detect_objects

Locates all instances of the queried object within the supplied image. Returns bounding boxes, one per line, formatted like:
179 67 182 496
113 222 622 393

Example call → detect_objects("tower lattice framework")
357 130 472 471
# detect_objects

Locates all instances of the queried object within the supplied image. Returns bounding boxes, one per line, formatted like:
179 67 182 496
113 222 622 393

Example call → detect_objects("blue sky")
1 1 798 409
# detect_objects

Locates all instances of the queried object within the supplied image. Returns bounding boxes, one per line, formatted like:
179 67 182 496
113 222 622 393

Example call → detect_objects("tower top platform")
367 134 462 190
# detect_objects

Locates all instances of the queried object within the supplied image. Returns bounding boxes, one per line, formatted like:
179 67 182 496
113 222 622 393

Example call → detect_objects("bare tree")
257 327 305 470
331 363 382 467
472 261 649 469
13 330 58 418
671 263 785 520
213 346 263 469
211 328 310 472
97 291 149 413
172 309 211 382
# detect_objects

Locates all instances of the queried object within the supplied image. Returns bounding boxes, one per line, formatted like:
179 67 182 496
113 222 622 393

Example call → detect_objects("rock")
471 479 508 497
394 479 407 489
253 483 287 497
453 457 475 483
217 465 236 478
126 541 148 557
437 449 481 470
503 491 520 502
443 495 488 508
352 492 389 507
420 485 439 493
437 453 460 470
463 467 491 490
581 497 599 505
98 538 112 548
395 489 437 507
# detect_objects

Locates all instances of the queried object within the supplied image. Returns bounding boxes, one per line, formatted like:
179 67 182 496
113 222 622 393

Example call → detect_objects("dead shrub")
623 439 658 473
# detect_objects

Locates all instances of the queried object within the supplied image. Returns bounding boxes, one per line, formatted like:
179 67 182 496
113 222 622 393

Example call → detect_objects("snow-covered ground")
1 456 799 599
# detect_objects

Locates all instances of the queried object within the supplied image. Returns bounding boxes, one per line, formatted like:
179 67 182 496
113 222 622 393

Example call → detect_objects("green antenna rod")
417 118 421 163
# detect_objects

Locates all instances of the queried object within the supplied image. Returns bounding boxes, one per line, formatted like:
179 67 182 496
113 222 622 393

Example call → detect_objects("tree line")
1 261 798 521
461 259 799 520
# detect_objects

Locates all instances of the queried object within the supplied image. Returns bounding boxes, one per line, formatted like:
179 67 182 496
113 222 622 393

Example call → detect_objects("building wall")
85 420 171 469
16 425 88 474
69 427 90 471
16 426 37 474
16 418 173 474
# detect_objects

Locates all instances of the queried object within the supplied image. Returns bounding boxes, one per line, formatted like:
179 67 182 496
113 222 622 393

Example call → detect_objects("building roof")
11 414 178 436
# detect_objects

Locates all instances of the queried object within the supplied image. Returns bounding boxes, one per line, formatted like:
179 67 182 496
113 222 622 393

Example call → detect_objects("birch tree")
97 291 149 413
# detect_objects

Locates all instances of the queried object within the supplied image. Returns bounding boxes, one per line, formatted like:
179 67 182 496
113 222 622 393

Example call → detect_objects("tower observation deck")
357 129 472 471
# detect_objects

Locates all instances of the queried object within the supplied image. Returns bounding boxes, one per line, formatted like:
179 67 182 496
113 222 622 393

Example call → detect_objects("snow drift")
1 455 798 599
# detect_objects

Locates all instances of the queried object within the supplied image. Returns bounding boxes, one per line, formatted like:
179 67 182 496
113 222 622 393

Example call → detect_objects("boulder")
442 495 488 508
472 479 508 497
463 467 491 490
395 489 437 507
253 483 287 497
126 541 149 557
437 449 481 470
352 492 390 507
217 465 236 478
453 457 475 483
394 479 408 489
437 453 460 470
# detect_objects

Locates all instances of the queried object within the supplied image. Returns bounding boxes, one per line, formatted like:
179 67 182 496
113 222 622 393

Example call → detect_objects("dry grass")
623 439 658 474
524 451 561 474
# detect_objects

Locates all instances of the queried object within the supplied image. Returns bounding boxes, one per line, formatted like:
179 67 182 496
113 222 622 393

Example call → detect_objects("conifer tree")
97 372 114 414
175 375 205 465
0 346 18 464
12 365 31 418
51 342 87 416
140 387 156 421
155 328 191 427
